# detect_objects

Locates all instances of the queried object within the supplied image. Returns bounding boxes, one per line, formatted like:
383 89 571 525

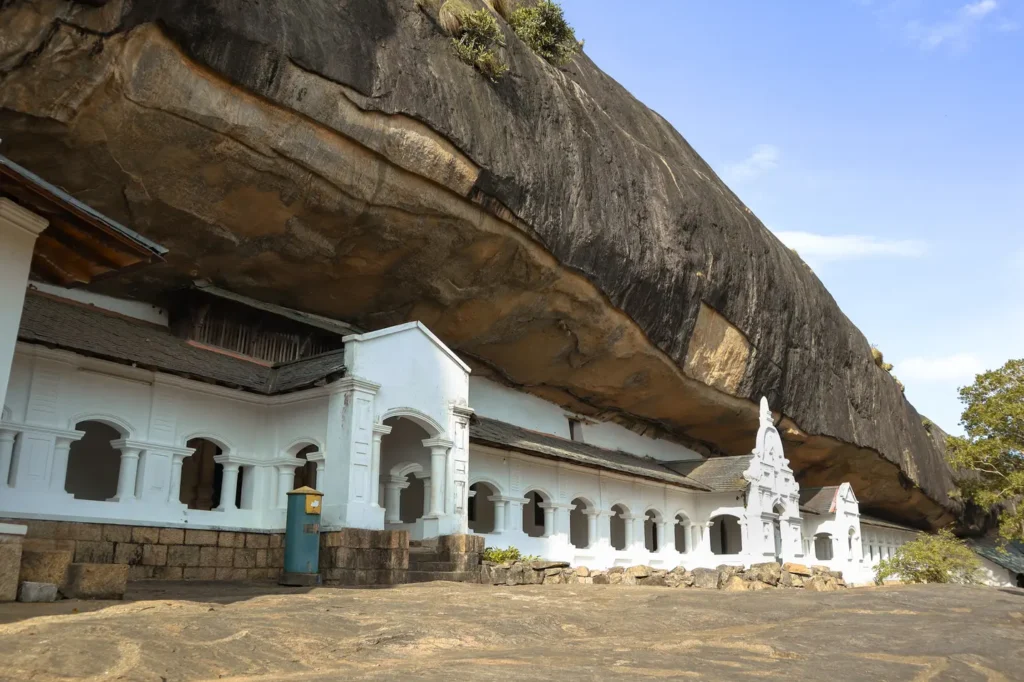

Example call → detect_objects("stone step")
19 548 73 587
405 570 481 584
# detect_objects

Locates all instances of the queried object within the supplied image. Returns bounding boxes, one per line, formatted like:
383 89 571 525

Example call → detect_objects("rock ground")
0 582 1020 680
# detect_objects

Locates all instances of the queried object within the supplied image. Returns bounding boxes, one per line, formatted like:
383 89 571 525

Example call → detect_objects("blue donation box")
279 485 323 586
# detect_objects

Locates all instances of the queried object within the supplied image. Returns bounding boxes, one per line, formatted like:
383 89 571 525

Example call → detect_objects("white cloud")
725 144 781 182
907 0 1003 50
897 353 986 382
771 231 927 263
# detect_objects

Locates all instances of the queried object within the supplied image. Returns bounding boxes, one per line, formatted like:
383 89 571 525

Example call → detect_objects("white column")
540 504 556 538
701 521 713 555
0 199 48 406
110 444 142 503
422 440 452 518
490 496 507 534
215 459 240 511
276 464 298 508
370 424 391 507
167 452 190 504
0 429 16 487
48 436 76 495
383 477 408 524
420 476 432 518
622 514 635 549
508 498 526 532
585 510 599 549
658 521 671 553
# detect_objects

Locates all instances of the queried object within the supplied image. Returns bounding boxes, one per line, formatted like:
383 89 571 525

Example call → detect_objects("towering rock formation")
0 0 955 526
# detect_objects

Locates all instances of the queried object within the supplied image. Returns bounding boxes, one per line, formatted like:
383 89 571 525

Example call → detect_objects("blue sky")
558 0 1024 434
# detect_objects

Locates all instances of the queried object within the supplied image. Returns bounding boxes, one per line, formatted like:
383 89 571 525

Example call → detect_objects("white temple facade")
0 163 924 587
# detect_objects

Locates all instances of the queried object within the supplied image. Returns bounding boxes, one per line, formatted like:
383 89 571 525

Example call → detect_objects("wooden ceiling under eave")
0 154 166 287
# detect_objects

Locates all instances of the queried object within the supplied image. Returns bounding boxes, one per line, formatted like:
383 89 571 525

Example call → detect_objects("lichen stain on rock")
0 0 957 528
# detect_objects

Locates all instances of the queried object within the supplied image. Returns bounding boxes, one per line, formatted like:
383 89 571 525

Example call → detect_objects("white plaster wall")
977 557 1016 588
468 444 747 571
0 344 330 531
469 377 702 462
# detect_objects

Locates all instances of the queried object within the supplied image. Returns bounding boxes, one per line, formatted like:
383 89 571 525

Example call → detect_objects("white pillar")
215 459 240 511
277 464 297 508
658 521 670 553
110 443 142 503
48 436 76 495
0 429 15 487
423 440 451 518
541 504 556 538
701 521 713 555
420 476 432 518
0 199 48 407
490 496 507 534
167 452 190 504
370 424 391 508
508 499 525 532
383 477 408 524
622 514 635 549
585 510 599 549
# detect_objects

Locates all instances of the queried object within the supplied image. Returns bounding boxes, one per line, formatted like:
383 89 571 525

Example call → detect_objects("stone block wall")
0 524 26 601
319 529 409 586
5 519 285 582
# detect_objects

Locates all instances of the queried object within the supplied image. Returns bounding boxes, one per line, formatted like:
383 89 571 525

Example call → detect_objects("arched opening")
814 533 834 561
181 438 229 510
65 421 122 501
644 509 662 552
569 498 592 549
772 503 786 560
710 515 742 555
380 417 433 527
522 490 548 538
1016 573 1024 589
674 513 690 553
468 482 499 534
610 504 629 551
292 444 319 490
848 527 856 560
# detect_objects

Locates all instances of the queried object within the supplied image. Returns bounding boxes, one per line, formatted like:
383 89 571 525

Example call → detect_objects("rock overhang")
0 0 955 528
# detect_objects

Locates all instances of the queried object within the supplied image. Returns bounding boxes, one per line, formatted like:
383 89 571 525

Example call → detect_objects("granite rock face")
0 0 954 526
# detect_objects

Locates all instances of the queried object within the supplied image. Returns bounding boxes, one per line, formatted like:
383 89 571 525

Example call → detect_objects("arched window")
848 528 856 560
610 504 630 551
569 498 592 549
181 438 226 510
674 513 690 553
65 421 122 501
710 515 742 555
522 490 548 538
644 510 663 552
468 482 499 534
293 444 319 490
814 533 834 561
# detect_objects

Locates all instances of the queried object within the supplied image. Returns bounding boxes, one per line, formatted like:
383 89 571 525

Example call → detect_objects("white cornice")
0 198 48 238
0 421 84 440
331 376 382 395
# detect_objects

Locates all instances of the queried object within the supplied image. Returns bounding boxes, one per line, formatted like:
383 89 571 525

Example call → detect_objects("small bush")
482 546 540 563
874 529 980 585
446 5 509 81
484 0 515 20
509 0 582 66
871 346 885 368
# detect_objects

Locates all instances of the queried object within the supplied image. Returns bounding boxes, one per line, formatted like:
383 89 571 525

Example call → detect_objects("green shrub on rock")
874 529 980 585
509 0 582 66
482 546 539 563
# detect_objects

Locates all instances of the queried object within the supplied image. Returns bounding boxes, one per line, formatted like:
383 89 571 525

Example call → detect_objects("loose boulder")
18 581 58 603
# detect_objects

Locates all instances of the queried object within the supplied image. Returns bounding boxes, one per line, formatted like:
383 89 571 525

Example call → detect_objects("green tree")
946 358 1024 541
508 0 582 65
875 529 980 585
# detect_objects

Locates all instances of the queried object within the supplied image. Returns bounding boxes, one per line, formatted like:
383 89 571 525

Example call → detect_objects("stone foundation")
0 524 26 602
319 529 409 586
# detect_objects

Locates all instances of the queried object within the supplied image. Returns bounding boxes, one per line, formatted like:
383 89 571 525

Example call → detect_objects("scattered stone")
18 581 58 603
608 572 624 585
691 567 720 589
804 576 838 592
748 562 782 586
575 566 590 578
722 575 749 592
644 574 668 587
607 566 625 574
811 565 831 576
625 565 651 578
530 561 569 570
19 549 73 587
783 562 812 577
591 571 609 585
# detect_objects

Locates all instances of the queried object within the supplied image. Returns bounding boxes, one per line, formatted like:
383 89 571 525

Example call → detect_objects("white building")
0 154 935 587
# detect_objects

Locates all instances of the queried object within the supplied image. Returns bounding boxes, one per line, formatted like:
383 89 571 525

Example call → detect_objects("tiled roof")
18 291 346 394
968 538 1024 576
799 486 839 515
664 455 754 491
860 515 923 533
470 417 711 491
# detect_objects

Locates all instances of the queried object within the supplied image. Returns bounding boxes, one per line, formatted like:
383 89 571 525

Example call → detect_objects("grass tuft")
508 0 582 65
